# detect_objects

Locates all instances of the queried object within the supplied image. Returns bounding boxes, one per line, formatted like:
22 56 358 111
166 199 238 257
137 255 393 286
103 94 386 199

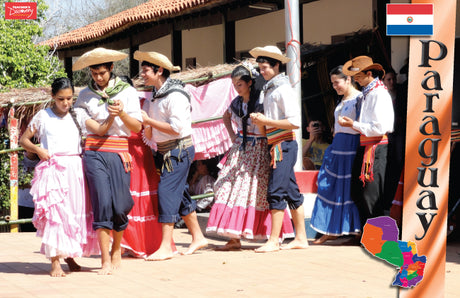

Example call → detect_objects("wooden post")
8 107 19 233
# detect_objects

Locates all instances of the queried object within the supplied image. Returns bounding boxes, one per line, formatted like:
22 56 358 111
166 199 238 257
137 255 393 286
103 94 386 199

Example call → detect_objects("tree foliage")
0 0 66 89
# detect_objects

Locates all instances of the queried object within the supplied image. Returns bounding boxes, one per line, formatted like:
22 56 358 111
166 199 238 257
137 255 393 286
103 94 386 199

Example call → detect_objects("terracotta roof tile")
40 0 228 50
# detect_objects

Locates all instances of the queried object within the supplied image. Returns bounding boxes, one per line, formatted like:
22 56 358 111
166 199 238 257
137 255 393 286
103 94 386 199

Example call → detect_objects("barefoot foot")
111 248 122 270
145 247 174 261
312 235 338 245
254 241 280 253
97 261 112 275
281 239 309 250
215 239 241 251
64 258 81 272
50 258 66 277
182 238 208 255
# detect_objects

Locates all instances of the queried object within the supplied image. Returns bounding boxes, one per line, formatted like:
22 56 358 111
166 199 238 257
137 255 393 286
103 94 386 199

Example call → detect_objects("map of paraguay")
361 216 427 288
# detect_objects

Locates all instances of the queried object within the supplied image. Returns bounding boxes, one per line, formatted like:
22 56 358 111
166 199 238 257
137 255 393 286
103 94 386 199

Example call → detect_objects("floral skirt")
207 137 294 240
31 155 99 259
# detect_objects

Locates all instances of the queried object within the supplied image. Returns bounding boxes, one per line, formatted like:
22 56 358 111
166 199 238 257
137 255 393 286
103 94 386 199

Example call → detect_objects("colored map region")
361 216 427 288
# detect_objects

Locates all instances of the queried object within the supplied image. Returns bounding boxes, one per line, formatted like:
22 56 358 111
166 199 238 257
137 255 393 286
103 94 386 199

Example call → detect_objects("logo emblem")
407 16 414 23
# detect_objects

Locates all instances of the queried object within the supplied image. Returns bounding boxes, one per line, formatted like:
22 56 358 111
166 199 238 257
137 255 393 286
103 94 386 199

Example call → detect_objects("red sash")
266 128 296 168
85 135 132 172
359 135 388 185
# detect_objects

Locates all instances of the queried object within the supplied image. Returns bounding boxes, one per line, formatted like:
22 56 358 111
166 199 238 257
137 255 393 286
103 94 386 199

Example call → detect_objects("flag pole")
284 0 302 170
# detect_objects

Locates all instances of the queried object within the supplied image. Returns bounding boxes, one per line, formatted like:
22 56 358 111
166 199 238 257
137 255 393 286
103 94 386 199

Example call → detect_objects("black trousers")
351 144 388 228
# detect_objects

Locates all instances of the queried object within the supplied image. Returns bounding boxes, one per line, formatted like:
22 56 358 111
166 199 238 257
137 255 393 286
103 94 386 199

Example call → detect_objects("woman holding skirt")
310 65 362 244
206 63 294 250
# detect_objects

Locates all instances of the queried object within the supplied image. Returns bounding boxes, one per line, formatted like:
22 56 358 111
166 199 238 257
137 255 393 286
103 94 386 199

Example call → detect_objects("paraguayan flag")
386 4 433 36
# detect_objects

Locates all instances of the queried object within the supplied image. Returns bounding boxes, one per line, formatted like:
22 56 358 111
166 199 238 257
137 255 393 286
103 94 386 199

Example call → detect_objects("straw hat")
134 51 181 72
343 56 385 77
72 47 128 71
249 45 290 64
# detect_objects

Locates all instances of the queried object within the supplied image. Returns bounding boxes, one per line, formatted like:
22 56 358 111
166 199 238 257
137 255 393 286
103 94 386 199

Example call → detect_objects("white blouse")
334 94 361 135
28 108 89 155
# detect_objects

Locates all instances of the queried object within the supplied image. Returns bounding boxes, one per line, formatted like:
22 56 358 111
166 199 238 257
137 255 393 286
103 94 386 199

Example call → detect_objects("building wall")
302 0 373 44
182 25 224 67
139 0 374 68
236 10 285 53
235 0 372 56
139 35 172 59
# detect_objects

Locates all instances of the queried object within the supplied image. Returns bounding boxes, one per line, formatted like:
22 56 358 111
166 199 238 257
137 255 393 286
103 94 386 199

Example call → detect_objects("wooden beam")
64 57 73 81
171 28 182 69
129 42 139 79
223 12 235 64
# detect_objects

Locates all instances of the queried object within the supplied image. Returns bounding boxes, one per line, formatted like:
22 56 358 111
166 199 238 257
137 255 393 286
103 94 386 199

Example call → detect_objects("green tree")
0 0 66 89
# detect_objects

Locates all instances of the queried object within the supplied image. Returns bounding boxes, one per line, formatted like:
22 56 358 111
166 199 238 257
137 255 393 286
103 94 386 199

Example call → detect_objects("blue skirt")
310 133 361 236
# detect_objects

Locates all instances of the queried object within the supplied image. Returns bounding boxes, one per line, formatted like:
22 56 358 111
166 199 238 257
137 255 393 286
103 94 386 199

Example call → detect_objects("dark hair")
230 65 262 150
364 69 384 79
330 65 355 85
50 77 84 148
231 65 261 106
329 65 347 80
384 68 396 81
141 61 170 79
89 62 113 70
255 56 280 67
51 77 74 96
308 118 323 125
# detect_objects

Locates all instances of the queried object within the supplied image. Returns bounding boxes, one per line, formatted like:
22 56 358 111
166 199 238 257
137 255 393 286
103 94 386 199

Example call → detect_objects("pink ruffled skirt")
30 155 99 259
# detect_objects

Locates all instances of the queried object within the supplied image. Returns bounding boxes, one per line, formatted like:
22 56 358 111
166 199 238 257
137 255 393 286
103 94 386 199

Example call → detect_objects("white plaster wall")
302 0 373 44
139 35 171 60
236 10 286 52
182 25 223 67
235 1 372 55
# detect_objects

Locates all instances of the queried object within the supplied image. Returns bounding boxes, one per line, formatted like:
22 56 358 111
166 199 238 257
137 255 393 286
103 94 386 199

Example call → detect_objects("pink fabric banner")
137 76 237 160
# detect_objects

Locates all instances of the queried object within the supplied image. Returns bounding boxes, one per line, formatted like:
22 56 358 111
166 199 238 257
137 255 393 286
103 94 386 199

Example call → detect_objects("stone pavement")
1 228 459 298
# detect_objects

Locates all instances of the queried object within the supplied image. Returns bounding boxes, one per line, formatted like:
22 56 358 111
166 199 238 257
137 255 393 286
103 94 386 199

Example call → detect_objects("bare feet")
182 238 208 255
64 258 81 272
50 258 66 277
145 247 174 261
111 247 122 270
281 238 309 250
312 235 338 245
254 240 280 253
215 239 241 251
98 261 112 275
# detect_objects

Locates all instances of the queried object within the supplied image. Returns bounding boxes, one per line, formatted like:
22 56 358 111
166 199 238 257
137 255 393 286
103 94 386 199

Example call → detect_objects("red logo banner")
4 2 37 20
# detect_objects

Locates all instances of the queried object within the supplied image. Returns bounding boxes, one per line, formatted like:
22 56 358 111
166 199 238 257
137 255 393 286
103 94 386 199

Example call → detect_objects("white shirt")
352 79 394 137
334 93 361 135
75 85 142 137
28 107 89 155
142 87 192 143
261 74 300 129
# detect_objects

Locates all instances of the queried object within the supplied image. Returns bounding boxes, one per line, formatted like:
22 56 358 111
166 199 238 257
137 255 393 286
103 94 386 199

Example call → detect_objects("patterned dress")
206 97 294 240
29 108 99 258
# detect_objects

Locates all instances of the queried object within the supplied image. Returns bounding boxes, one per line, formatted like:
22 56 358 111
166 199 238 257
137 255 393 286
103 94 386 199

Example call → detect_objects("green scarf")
88 77 131 105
